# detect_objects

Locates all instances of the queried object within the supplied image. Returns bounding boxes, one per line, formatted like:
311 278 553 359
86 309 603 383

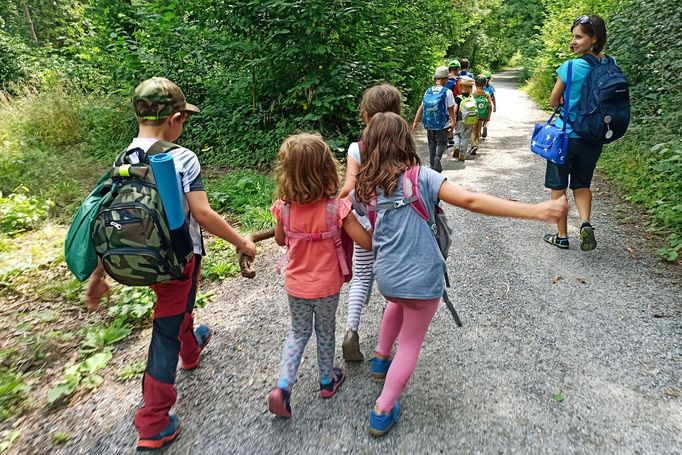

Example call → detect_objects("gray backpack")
354 166 462 326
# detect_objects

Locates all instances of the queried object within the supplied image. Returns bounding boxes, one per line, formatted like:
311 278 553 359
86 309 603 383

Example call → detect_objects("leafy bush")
0 372 30 421
206 170 275 215
0 188 54 236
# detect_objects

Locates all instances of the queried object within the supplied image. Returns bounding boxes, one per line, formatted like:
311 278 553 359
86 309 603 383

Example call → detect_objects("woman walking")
543 14 610 251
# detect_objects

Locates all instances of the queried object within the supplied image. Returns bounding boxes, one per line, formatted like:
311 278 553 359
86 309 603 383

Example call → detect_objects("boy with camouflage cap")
85 77 257 451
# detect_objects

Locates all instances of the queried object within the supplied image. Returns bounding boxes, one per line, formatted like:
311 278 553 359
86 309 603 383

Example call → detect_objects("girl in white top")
338 84 403 362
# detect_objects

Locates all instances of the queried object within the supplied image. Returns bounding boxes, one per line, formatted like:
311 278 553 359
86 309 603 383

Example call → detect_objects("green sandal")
544 233 569 249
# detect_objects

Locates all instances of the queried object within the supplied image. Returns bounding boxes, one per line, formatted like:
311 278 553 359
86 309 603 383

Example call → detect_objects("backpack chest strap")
367 194 419 212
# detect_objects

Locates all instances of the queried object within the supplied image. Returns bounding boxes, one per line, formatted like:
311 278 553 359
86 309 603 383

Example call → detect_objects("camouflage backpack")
92 141 194 286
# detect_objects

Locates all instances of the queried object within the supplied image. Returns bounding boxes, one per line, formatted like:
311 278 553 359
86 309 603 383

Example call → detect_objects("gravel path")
17 70 681 454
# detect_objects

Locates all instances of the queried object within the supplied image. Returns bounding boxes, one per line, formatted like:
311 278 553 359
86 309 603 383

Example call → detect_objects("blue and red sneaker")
137 415 181 451
267 387 292 418
320 367 346 398
180 324 212 370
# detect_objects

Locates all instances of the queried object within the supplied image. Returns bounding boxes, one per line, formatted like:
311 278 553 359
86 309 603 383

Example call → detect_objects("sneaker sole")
180 333 212 370
370 373 387 383
137 426 181 451
368 421 395 437
267 389 292 418
342 342 364 363
580 226 597 251
320 373 346 399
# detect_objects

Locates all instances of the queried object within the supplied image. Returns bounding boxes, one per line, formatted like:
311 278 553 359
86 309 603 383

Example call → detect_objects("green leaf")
81 351 112 374
551 390 565 402
80 375 104 390
46 382 77 405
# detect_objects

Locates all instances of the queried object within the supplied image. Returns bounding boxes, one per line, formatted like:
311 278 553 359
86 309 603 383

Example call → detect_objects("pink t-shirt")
271 198 352 299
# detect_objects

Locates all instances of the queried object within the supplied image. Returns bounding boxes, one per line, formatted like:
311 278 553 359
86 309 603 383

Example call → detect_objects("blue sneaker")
369 356 391 382
137 415 181 451
181 324 212 370
368 402 400 437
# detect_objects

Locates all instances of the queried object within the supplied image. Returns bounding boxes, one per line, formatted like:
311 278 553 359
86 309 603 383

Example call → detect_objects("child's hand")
535 196 568 223
238 239 257 258
84 275 109 312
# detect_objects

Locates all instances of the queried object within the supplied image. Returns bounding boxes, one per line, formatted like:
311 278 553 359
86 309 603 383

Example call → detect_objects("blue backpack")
572 54 630 143
421 87 450 130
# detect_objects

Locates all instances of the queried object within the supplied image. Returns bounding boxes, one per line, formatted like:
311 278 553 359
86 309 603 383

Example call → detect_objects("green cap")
133 77 200 121
483 70 492 79
448 59 460 69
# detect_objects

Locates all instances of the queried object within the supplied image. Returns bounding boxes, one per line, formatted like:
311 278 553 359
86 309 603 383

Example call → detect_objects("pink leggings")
375 297 440 412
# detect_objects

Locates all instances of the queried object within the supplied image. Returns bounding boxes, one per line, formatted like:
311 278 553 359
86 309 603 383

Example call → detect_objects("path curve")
17 70 681 454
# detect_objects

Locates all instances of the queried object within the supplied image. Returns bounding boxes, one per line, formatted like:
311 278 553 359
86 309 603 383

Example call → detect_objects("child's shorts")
544 137 604 190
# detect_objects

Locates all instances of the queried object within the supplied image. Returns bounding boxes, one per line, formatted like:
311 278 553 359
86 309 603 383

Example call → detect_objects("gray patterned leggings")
278 293 339 392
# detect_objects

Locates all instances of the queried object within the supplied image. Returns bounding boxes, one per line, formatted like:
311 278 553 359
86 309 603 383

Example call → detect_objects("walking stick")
238 228 275 279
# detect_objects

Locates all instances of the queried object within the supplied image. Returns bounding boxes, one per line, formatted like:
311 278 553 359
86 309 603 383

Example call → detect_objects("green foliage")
195 290 216 309
0 187 54 236
116 361 146 382
80 325 132 356
202 239 241 281
448 0 545 73
0 372 30 421
53 432 70 444
0 31 28 90
47 350 112 405
0 430 21 453
106 287 155 325
206 170 275 215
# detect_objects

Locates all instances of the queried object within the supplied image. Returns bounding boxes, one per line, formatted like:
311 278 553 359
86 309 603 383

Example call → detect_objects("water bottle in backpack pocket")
572 54 630 143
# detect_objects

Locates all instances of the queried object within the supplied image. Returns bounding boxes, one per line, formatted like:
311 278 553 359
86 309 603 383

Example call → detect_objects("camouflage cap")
133 77 200 121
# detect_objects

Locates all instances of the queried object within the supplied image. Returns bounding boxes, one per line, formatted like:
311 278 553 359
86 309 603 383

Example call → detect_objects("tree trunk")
21 1 38 43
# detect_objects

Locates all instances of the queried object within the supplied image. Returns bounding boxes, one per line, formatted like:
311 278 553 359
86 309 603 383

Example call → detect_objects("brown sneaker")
452 147 460 159
342 330 364 362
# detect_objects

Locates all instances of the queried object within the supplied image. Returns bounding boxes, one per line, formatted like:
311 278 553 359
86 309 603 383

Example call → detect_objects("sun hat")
434 66 449 79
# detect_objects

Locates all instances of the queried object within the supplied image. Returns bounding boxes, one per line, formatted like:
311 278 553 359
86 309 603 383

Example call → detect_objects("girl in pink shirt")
267 133 372 418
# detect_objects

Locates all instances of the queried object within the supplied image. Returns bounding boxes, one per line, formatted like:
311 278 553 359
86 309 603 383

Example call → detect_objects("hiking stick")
238 228 275 278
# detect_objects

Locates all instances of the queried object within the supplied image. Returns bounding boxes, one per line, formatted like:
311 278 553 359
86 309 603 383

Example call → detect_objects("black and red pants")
134 254 202 438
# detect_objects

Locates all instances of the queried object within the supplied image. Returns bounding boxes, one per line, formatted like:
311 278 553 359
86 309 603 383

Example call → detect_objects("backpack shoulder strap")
580 54 600 67
404 166 429 222
325 199 351 277
143 140 180 163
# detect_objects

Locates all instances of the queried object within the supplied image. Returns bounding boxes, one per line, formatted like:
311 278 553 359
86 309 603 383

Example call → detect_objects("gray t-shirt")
125 138 204 255
371 167 447 299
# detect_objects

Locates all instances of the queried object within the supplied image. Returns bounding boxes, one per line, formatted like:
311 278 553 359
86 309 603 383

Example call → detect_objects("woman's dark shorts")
544 137 604 190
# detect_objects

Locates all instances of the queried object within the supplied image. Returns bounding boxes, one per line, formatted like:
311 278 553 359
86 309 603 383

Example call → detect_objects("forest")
0 0 680 448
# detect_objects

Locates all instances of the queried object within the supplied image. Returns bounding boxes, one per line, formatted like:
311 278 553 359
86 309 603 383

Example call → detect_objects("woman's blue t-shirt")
371 167 448 300
555 56 612 138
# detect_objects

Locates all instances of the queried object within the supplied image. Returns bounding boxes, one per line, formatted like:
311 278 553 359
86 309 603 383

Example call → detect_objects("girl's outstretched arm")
339 156 360 199
438 180 568 223
343 214 372 251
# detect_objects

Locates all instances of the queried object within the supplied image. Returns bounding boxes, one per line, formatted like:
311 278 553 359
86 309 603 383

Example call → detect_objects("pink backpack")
277 199 354 283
